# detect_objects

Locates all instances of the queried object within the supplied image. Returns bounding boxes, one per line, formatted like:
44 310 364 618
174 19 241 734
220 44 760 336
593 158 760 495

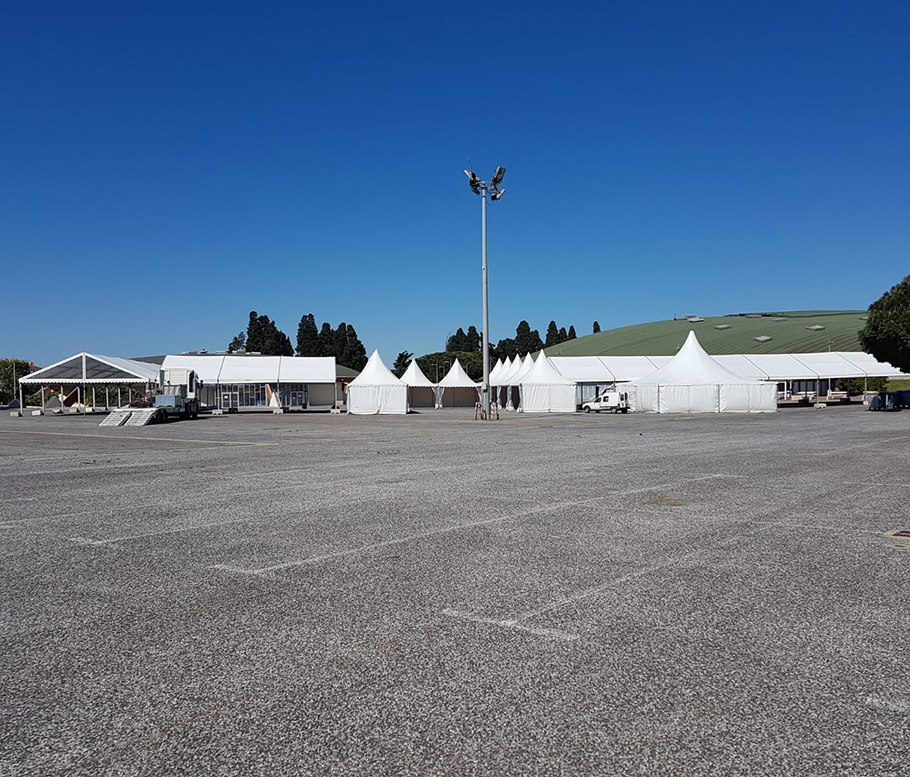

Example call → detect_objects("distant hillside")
545 311 868 356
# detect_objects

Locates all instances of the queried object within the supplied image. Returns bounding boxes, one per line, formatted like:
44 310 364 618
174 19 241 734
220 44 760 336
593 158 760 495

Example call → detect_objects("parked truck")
153 368 201 422
581 391 629 414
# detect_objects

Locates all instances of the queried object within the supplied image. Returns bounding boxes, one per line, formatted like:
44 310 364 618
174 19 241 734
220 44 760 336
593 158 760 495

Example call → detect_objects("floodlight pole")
481 186 490 420
465 167 504 420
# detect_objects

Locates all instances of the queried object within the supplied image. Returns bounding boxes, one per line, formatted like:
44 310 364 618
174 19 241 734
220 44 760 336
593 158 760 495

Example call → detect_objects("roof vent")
806 325 825 331
688 317 704 323
745 314 762 318
754 335 772 343
859 316 868 321
772 317 787 322
714 324 731 330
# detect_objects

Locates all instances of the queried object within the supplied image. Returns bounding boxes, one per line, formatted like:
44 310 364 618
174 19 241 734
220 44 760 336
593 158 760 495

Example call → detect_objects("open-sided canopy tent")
628 331 777 413
18 352 161 411
400 360 436 408
519 352 576 413
348 350 408 415
436 358 480 408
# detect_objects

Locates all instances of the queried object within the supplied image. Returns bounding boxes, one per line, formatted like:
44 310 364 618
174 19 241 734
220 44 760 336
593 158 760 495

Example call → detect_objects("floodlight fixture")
464 169 481 195
491 166 506 187
490 188 505 201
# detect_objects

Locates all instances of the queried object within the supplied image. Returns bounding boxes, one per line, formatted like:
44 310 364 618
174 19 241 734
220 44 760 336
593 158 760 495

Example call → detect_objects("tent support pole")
19 380 24 411
41 385 46 413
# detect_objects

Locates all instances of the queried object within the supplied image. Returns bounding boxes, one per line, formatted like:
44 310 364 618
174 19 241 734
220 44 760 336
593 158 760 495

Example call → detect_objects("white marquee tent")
400 360 436 408
436 358 480 408
519 352 577 413
347 350 408 415
628 331 777 413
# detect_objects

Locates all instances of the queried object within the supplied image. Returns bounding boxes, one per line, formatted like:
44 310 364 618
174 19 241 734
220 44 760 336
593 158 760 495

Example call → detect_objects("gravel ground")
1 406 908 776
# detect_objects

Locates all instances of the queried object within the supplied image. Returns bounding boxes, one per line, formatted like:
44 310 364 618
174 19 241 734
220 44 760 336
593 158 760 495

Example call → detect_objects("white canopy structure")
17 352 162 413
628 331 777 413
20 353 160 386
400 360 436 408
436 358 480 408
348 350 408 415
519 352 577 413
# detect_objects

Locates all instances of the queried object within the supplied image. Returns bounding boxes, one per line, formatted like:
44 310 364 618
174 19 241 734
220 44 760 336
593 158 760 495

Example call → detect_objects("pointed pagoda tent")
347 350 408 415
519 352 577 413
492 356 515 408
18 352 161 413
436 358 481 408
508 353 536 411
400 360 436 408
628 331 777 413
488 358 504 387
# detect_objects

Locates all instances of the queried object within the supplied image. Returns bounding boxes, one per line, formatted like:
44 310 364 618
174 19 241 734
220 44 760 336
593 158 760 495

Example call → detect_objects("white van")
581 391 629 414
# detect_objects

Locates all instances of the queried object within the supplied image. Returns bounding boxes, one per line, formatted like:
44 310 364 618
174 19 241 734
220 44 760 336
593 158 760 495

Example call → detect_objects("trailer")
100 369 201 427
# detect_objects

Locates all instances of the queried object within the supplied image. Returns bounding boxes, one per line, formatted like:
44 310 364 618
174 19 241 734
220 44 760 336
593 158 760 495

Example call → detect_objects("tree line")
394 320 599 380
227 311 368 371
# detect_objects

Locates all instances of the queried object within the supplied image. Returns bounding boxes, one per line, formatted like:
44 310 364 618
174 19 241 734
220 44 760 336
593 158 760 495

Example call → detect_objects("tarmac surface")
1 406 908 776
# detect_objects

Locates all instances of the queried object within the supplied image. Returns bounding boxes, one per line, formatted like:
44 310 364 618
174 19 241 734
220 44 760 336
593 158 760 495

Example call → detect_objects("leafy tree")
465 325 481 353
860 274 910 372
568 325 577 340
296 314 319 356
392 351 413 378
342 324 368 371
837 376 888 395
558 326 568 343
446 327 468 352
0 358 33 404
514 321 543 355
492 338 517 361
228 332 246 353
246 311 293 355
593 321 601 333
415 351 483 382
545 321 560 348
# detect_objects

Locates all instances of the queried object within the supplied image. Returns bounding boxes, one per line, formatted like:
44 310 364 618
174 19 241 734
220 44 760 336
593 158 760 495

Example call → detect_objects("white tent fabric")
488 358 504 385
550 356 615 383
519 353 577 413
510 354 536 385
348 350 408 415
161 354 336 384
400 360 435 387
835 352 904 376
20 353 160 385
494 356 520 386
400 360 436 408
628 331 777 413
791 353 867 379
435 358 480 408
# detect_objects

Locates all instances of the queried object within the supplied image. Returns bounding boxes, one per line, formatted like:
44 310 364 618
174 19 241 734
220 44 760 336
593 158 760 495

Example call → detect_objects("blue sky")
2 1 908 366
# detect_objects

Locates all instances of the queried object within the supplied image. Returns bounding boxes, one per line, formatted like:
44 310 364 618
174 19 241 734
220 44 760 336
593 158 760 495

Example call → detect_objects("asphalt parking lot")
1 406 908 776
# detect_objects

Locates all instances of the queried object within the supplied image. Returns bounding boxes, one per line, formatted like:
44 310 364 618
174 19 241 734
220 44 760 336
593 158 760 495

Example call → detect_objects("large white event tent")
161 353 336 409
519 352 577 413
400 360 436 408
347 350 408 415
436 358 480 408
628 331 777 413
18 352 161 411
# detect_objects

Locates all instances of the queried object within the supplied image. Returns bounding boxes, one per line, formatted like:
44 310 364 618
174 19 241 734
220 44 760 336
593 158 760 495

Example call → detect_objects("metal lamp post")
464 165 505 420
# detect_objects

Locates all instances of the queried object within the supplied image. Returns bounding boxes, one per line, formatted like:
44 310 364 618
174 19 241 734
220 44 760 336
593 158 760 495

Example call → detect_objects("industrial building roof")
545 311 869 357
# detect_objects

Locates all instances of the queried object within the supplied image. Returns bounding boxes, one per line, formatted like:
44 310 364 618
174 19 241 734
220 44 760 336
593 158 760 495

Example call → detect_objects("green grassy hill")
545 311 869 356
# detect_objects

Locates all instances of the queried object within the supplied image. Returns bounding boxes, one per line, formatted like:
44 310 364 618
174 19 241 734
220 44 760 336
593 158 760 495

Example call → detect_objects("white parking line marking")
441 609 579 642
69 518 247 546
211 474 742 575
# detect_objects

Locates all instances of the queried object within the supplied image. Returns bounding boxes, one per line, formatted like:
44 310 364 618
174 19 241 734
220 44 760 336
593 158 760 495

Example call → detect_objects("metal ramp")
99 410 131 427
125 409 158 427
